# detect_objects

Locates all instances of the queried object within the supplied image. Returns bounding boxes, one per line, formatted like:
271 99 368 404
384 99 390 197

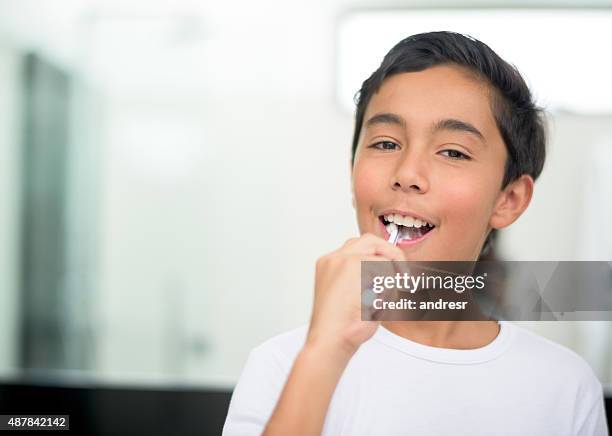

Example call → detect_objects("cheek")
440 174 497 232
352 161 387 232
352 161 385 207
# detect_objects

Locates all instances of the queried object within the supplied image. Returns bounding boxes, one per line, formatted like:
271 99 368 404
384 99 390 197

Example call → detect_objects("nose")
391 146 430 194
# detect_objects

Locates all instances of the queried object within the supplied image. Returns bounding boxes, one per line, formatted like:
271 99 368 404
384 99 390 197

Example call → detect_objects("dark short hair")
350 31 547 256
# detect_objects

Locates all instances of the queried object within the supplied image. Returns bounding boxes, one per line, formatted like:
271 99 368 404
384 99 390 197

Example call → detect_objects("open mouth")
379 213 436 242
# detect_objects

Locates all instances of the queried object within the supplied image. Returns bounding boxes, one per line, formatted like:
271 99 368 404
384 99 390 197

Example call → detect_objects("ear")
489 174 534 230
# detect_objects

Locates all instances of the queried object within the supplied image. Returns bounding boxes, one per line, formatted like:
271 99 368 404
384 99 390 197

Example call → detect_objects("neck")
380 320 500 349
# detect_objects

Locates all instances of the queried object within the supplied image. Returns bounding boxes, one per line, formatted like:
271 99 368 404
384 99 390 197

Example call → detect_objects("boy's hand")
306 233 406 356
262 234 405 435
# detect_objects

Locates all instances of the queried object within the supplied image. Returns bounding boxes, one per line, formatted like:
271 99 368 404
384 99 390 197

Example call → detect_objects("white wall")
0 41 21 373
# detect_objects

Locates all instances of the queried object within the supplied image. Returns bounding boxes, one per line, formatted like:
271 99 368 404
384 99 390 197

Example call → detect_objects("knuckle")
315 255 329 270
318 252 343 270
362 232 379 241
342 237 359 247
330 254 346 268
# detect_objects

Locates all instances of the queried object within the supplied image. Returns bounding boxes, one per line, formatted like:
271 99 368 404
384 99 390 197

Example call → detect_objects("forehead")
364 65 498 137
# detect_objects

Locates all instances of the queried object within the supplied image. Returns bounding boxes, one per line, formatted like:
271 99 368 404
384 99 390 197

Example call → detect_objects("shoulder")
230 324 308 404
248 324 309 372
222 325 310 435
507 322 596 371
253 323 309 354
230 324 309 404
505 322 603 396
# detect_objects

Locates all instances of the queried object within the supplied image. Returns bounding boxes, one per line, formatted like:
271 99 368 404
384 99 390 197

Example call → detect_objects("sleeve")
222 344 292 436
574 380 609 436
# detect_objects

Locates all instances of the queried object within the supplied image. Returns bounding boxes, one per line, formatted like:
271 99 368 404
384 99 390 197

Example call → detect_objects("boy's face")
351 64 530 261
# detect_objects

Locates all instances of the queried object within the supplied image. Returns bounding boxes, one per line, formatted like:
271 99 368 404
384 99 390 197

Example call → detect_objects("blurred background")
1 0 611 434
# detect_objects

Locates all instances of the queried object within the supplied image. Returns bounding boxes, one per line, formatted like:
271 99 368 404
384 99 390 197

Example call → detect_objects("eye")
439 149 471 160
369 141 399 151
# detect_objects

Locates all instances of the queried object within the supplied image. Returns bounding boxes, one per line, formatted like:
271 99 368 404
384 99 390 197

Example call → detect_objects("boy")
222 32 608 435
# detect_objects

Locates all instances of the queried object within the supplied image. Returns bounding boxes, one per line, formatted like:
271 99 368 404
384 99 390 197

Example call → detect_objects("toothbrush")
387 222 400 246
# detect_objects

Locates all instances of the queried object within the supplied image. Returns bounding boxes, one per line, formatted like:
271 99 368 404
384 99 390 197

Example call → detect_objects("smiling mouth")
379 214 436 242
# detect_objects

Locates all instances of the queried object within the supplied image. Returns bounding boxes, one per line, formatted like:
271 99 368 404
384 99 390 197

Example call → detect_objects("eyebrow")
364 112 406 129
364 112 485 143
432 118 485 142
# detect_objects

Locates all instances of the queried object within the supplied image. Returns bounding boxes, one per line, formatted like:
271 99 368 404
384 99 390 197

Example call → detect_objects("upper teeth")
384 214 433 228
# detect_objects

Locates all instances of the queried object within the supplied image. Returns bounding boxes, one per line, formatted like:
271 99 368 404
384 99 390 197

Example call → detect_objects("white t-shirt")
222 321 608 435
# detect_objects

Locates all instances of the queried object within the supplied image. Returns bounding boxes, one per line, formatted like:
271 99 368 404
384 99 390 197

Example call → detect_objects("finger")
358 255 399 297
341 237 361 248
360 254 395 320
341 233 405 261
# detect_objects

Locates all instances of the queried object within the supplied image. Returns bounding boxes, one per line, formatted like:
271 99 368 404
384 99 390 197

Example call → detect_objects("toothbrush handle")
387 228 400 246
